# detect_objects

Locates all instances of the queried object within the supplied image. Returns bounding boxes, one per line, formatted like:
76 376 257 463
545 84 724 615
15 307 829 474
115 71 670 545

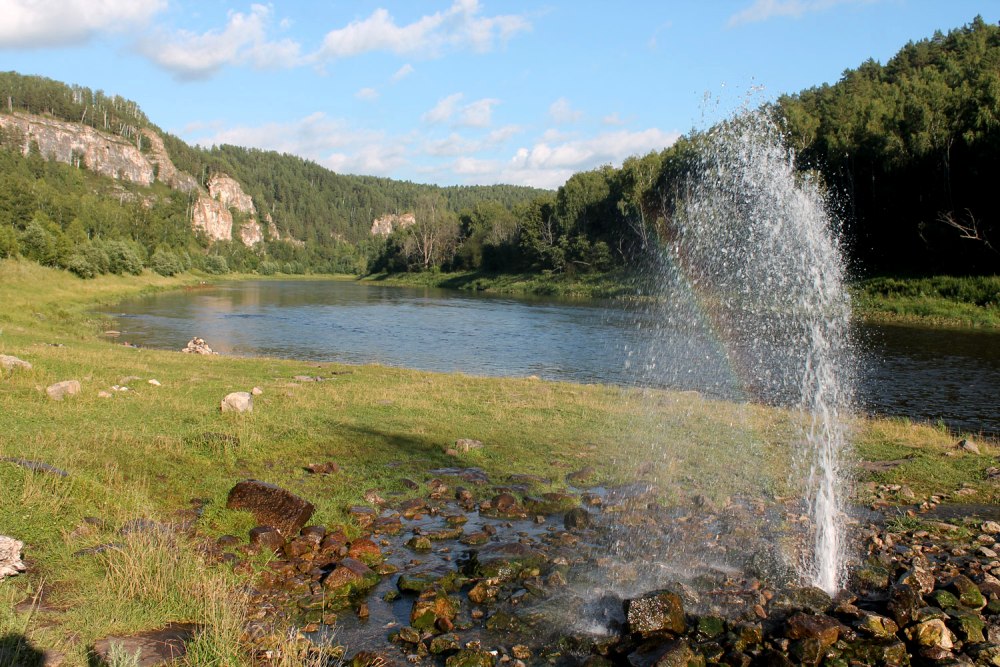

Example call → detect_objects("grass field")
0 258 995 665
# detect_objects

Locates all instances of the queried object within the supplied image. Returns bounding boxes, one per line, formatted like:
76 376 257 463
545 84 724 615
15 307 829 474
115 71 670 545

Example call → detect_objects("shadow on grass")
0 634 45 667
331 423 482 472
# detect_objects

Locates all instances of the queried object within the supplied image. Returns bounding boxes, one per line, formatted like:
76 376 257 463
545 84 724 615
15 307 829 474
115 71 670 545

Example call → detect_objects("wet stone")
952 574 987 609
410 589 459 633
854 611 899 639
349 506 378 530
406 536 433 551
785 612 843 648
445 648 495 667
429 633 461 655
564 507 591 530
624 590 686 636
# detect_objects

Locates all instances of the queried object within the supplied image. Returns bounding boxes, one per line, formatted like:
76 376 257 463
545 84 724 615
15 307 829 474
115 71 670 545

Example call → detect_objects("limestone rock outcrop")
0 113 153 184
0 536 26 580
141 129 199 193
371 212 416 237
191 173 265 246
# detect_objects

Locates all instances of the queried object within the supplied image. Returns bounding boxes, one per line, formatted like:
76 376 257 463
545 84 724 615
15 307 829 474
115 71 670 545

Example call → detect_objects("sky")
1 1 998 190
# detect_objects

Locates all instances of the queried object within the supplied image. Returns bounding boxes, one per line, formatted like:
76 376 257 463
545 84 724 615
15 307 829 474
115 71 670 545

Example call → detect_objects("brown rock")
226 480 314 537
248 526 284 552
46 380 80 401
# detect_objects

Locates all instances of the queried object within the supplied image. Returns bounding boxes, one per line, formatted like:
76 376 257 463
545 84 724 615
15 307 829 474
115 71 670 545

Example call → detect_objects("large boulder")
46 380 80 401
220 392 252 413
226 480 314 536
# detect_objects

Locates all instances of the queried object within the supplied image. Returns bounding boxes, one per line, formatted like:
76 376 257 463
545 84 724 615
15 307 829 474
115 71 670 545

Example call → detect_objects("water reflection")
103 280 1000 435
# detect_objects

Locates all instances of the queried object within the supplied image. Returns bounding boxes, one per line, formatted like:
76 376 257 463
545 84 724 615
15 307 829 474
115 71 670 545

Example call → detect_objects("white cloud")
139 4 304 80
727 0 875 28
500 127 681 188
423 124 521 157
0 0 166 48
391 63 415 82
458 98 500 127
422 93 464 124
317 0 530 61
549 98 583 124
355 87 379 101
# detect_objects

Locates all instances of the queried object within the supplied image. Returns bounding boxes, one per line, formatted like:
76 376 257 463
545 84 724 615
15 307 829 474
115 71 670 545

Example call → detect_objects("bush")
18 219 58 266
203 255 229 275
151 248 183 276
258 261 280 276
0 225 18 258
66 251 98 278
104 241 144 275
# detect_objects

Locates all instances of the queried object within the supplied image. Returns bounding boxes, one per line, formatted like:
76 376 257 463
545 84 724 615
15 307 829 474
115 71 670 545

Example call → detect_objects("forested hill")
1 17 999 282
777 16 1000 274
0 70 546 272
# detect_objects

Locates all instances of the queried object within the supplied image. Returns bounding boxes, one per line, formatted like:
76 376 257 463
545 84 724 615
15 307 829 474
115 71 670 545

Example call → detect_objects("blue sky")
2 1 998 189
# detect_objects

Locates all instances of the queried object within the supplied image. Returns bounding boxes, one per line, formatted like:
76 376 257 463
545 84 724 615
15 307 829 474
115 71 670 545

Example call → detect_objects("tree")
401 194 460 270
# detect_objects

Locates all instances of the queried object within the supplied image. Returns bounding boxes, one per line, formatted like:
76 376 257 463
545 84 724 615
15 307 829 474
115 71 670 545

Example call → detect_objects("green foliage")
150 248 183 276
18 217 60 266
0 224 19 258
203 254 229 275
102 240 144 275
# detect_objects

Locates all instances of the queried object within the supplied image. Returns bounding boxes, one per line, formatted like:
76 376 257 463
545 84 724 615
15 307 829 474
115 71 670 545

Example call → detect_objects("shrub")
203 255 229 275
18 219 58 266
66 251 98 278
0 225 18 258
104 241 144 275
151 248 183 276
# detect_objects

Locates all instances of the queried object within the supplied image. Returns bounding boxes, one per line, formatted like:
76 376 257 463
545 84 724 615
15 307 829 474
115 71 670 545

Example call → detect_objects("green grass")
854 275 1000 328
362 268 644 299
0 258 996 665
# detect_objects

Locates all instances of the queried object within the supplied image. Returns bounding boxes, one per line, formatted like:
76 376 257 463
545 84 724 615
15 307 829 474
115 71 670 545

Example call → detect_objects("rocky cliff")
371 212 416 236
0 112 154 184
2 111 280 249
191 173 265 246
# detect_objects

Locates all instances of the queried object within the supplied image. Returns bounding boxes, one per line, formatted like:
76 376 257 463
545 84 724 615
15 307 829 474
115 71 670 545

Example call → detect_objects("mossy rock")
445 649 495 667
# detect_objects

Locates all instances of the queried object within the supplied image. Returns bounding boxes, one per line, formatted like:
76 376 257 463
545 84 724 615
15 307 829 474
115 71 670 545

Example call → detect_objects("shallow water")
102 280 1000 435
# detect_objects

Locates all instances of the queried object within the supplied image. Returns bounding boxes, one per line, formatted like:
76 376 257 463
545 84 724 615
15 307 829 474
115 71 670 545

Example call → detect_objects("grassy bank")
364 269 1000 328
361 269 644 300
0 258 996 665
853 275 1000 328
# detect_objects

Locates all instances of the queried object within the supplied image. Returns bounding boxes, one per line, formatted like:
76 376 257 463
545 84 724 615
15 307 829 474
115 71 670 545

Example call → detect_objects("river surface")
102 280 1000 435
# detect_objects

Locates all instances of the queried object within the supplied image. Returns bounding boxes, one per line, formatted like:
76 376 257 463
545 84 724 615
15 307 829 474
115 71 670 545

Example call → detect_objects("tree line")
2 17 998 280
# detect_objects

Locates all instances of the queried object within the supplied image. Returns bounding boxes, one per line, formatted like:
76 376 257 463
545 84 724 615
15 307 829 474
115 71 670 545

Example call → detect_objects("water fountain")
629 107 856 594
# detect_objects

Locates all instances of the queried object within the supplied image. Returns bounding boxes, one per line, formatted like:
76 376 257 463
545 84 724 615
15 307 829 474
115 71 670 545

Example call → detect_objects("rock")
959 438 981 454
445 649 495 667
220 391 253 413
624 590 686 636
410 588 459 632
98 390 112 398
855 611 899 639
952 574 987 609
148 379 161 386
454 439 483 453
627 639 695 667
470 542 546 581
323 557 379 598
785 613 844 648
305 461 341 475
0 354 31 371
0 536 26 580
906 618 955 650
45 380 80 401
769 586 833 615
949 608 987 643
406 535 433 552
92 623 199 666
887 583 925 626
226 480 314 536
564 507 591 530
347 538 383 566
182 337 216 354
429 634 461 655
251 386 263 395
898 561 936 594
983 521 1000 535
248 526 284 552
1 457 69 477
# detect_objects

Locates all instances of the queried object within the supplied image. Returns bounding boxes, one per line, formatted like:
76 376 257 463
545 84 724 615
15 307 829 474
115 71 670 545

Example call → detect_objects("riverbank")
364 269 1000 328
1 259 997 665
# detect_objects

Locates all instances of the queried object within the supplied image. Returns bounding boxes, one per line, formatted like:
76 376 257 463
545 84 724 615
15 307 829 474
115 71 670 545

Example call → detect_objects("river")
102 280 1000 435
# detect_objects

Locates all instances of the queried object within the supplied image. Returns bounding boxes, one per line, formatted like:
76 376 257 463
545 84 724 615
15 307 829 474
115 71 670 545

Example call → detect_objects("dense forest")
1 17 998 280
